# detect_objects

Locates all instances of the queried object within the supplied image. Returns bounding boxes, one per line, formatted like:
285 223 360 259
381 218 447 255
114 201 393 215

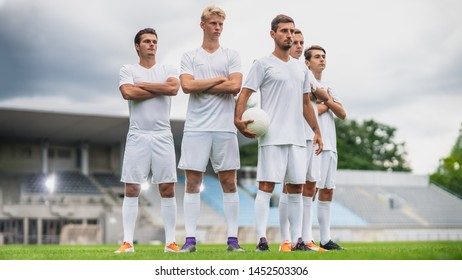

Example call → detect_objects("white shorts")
121 130 177 184
306 140 321 182
178 131 240 173
256 145 306 185
317 150 337 189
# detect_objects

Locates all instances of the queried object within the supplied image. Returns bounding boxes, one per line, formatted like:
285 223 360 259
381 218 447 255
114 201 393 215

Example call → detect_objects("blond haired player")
178 6 243 252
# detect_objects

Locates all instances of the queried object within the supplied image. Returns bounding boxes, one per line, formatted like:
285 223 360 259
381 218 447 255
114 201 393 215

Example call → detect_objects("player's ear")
270 30 275 39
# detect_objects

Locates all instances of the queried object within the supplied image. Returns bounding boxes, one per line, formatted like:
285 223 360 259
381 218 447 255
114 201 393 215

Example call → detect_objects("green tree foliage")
239 118 412 172
430 124 462 196
336 119 411 171
239 141 258 166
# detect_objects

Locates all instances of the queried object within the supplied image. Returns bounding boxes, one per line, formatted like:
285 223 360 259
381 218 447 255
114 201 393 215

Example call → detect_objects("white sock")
161 197 177 245
278 193 290 242
287 193 303 244
317 200 332 245
302 196 314 243
254 190 272 243
223 192 240 238
122 196 139 244
183 192 200 238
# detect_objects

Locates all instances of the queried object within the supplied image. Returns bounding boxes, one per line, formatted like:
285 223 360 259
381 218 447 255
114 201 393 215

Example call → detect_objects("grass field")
1 241 462 260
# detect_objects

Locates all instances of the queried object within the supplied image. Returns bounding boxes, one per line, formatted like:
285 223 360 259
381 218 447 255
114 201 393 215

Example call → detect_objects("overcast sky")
1 0 461 175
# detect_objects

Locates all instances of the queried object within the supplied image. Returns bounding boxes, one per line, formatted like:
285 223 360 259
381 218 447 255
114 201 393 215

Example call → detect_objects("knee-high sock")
183 192 200 238
161 197 177 245
122 196 139 244
317 200 332 245
287 193 303 244
254 190 272 242
278 193 290 242
223 192 240 238
302 196 314 243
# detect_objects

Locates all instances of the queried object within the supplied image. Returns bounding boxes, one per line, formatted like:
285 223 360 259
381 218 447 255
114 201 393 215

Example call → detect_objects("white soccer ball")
242 107 270 137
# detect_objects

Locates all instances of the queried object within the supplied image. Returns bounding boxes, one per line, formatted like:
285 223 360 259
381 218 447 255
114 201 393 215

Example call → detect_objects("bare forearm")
120 84 155 100
208 73 242 95
304 96 320 133
180 76 226 94
136 80 179 96
324 99 346 119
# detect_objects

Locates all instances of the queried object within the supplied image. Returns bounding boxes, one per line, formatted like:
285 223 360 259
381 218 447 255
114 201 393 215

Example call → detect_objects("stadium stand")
19 171 101 194
1 109 462 245
92 172 124 188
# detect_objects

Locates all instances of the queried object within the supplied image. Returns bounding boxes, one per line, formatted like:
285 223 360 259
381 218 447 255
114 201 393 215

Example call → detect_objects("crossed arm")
119 77 180 101
180 72 242 95
317 90 346 119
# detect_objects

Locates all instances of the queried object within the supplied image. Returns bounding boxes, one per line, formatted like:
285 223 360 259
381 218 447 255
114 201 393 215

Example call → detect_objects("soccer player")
279 29 329 252
178 6 244 252
115 28 180 253
235 15 322 252
305 45 347 250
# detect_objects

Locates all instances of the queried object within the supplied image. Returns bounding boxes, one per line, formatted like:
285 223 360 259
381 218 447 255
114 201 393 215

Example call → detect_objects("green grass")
1 241 462 260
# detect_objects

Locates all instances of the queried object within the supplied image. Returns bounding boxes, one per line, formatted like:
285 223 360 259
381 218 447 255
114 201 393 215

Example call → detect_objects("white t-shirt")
181 46 242 132
304 69 322 141
317 80 341 152
119 64 178 131
243 54 310 147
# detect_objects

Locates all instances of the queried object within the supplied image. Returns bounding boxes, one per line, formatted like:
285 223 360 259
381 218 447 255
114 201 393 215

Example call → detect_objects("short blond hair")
201 6 226 22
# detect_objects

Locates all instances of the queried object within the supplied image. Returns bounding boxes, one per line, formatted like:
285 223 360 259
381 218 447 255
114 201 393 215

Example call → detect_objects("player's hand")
313 133 323 155
235 119 257 138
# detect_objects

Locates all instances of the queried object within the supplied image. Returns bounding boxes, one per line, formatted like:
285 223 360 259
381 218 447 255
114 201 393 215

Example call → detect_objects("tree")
430 123 462 196
336 119 411 171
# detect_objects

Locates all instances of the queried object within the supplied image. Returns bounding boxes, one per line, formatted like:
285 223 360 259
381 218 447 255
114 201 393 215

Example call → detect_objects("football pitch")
1 241 462 260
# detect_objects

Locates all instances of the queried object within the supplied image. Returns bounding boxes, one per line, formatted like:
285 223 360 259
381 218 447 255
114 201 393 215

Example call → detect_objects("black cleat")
256 237 270 251
292 238 307 251
320 240 345 250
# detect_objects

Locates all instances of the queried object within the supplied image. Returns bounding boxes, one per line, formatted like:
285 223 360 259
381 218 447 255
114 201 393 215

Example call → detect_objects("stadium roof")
0 108 254 146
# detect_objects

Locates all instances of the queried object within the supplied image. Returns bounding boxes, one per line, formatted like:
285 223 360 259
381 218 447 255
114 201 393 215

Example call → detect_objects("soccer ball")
242 107 270 137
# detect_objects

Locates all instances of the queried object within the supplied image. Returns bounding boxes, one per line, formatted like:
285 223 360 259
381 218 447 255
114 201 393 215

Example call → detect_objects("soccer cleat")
114 242 134 253
227 237 245 252
320 240 345 250
179 237 197 253
255 237 270 251
279 240 293 252
164 242 180 253
291 238 306 251
305 241 327 252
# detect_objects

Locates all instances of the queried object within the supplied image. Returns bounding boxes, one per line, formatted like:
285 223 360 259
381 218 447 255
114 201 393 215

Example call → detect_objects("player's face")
306 50 326 73
201 14 224 39
271 22 294 51
136 33 158 58
290 33 304 59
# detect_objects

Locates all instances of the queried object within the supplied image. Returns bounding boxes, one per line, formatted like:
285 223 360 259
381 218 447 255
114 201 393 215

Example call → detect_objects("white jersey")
243 54 310 147
181 46 242 132
317 80 341 152
119 64 178 131
304 69 322 141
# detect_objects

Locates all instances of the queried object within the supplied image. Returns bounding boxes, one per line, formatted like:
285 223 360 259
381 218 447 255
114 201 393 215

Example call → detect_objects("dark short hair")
271 14 294 32
134 28 157 45
304 45 326 61
294 28 302 35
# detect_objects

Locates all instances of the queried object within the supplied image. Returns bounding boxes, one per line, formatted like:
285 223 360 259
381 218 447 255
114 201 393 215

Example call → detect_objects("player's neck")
139 57 156 69
313 71 322 81
202 38 220 53
272 48 291 62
